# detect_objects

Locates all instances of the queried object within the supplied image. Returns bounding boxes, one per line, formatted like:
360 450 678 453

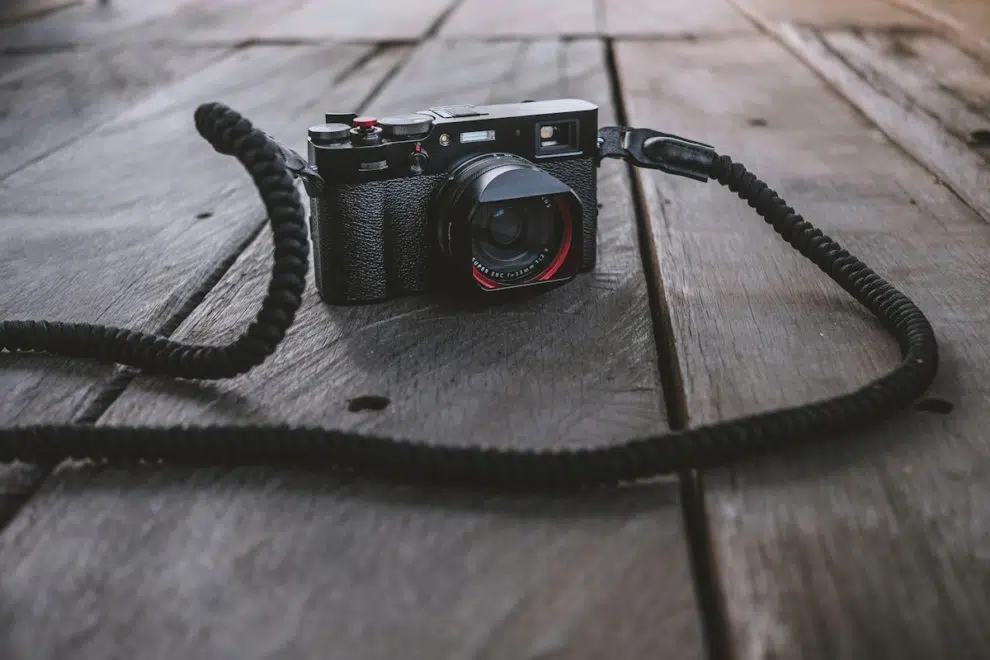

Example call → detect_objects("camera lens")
433 153 581 291
470 197 561 285
486 205 526 247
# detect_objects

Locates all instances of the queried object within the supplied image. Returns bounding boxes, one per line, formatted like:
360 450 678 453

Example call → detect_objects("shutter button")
350 116 382 145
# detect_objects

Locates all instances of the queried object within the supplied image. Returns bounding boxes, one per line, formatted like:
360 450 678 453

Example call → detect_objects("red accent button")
353 116 377 128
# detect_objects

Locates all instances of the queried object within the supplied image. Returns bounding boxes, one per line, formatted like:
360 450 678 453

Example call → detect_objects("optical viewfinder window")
535 120 580 157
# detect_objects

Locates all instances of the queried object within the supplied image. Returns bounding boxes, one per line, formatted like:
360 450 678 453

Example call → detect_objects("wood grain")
882 0 990 58
0 44 406 446
0 40 225 499
0 0 202 49
730 0 927 28
0 0 307 50
0 0 78 25
601 0 755 37
0 45 227 180
222 0 461 42
768 24 990 224
616 34 990 660
438 0 754 37
438 0 597 38
0 38 706 660
1 0 459 49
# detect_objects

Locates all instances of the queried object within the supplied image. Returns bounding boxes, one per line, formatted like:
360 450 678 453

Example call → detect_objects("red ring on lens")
535 197 574 282
471 196 574 289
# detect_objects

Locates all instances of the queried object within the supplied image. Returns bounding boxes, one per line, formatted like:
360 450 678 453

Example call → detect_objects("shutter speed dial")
379 114 434 139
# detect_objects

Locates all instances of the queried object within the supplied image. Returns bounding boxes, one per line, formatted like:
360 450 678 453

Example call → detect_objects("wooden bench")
1 0 987 658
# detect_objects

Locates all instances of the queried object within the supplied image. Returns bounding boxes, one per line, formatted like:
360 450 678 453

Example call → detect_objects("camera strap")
0 103 938 489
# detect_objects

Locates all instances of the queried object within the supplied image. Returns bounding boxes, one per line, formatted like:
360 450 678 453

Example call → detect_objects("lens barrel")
433 153 581 291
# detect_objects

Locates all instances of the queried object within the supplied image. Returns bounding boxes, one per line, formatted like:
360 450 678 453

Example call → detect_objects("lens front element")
433 152 582 293
470 196 570 288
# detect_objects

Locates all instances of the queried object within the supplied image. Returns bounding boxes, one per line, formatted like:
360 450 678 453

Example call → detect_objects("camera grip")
312 183 388 304
312 174 445 304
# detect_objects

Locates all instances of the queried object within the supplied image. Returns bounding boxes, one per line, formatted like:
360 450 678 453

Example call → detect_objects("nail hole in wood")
913 398 954 414
348 395 390 412
196 211 213 219
968 130 990 146
887 39 916 58
747 117 767 127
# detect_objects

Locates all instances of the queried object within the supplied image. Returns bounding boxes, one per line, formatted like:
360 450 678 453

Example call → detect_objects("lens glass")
469 196 562 284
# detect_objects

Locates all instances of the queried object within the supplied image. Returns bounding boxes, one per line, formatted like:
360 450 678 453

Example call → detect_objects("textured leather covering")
311 158 597 304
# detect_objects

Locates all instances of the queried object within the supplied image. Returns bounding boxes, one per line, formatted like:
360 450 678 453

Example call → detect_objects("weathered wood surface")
3 0 990 658
0 37 705 660
0 36 225 509
439 0 753 38
1 0 458 48
769 24 990 224
0 45 226 180
0 0 306 50
883 0 990 57
731 0 926 28
616 33 990 660
0 41 405 500
601 0 754 37
211 0 461 42
0 0 204 49
0 0 77 24
439 0 597 38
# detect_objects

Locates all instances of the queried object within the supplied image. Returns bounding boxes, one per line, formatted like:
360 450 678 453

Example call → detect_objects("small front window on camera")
535 120 580 157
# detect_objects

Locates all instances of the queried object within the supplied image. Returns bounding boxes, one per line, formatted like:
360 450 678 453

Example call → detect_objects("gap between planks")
880 0 990 61
603 33 735 660
727 0 990 225
0 32 769 55
0 35 706 660
0 0 462 543
614 27 990 660
0 42 413 523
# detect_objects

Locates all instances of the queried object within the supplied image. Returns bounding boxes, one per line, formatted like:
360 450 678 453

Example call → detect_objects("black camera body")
306 99 599 304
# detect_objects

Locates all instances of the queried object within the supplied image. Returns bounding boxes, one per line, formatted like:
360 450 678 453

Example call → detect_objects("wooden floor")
1 0 988 658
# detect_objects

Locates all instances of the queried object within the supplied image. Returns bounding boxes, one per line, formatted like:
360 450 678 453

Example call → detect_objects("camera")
305 99 599 304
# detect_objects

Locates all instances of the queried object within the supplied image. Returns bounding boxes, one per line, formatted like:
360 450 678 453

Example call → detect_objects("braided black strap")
0 103 309 380
0 103 938 490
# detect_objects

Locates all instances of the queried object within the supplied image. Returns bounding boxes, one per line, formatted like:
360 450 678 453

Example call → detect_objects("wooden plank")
0 44 406 466
438 0 597 38
0 38 706 660
438 0 755 38
883 0 990 58
1 0 459 49
765 24 990 223
601 0 755 37
731 0 927 28
0 0 304 50
223 0 460 42
0 0 202 49
0 38 225 518
616 34 990 660
0 45 228 180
